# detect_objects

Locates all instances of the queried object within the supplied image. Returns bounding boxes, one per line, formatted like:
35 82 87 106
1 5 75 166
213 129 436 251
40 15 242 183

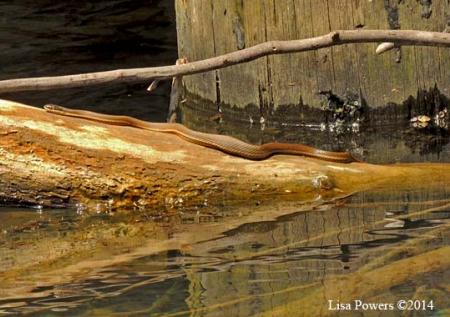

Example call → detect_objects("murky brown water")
0 1 449 316
1 187 449 316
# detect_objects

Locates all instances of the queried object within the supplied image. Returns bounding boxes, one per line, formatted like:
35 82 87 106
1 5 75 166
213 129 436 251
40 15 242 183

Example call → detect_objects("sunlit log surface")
1 99 450 212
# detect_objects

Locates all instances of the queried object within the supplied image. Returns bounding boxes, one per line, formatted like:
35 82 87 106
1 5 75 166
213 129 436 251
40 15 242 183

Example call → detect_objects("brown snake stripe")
44 104 357 163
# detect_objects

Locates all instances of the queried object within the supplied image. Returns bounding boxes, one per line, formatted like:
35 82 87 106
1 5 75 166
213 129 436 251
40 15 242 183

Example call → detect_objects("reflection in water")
1 188 448 316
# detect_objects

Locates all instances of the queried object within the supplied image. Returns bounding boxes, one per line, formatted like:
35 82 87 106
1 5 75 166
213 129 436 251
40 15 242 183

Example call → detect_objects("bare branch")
1 29 450 93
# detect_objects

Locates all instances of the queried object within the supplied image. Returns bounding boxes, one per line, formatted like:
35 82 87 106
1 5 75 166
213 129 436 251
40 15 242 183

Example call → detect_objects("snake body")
44 104 356 163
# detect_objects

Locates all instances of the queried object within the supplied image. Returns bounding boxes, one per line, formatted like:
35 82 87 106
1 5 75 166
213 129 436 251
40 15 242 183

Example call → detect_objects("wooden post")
175 0 450 123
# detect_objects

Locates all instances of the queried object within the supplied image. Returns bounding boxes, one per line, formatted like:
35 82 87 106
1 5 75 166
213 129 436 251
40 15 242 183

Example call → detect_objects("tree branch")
1 29 450 93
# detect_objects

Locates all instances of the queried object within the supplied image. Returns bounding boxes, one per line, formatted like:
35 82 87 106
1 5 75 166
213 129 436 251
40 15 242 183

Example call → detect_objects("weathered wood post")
175 0 450 125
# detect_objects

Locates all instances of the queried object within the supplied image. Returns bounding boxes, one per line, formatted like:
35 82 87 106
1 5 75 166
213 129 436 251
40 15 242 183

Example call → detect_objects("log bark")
1 99 450 212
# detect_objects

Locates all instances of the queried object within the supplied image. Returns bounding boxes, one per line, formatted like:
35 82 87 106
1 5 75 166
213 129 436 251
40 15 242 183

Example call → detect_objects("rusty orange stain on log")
2 99 313 210
2 99 449 211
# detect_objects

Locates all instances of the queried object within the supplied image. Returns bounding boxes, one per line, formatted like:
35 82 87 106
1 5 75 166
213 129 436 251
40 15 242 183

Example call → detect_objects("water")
0 1 449 316
0 0 177 122
181 105 450 164
1 189 449 316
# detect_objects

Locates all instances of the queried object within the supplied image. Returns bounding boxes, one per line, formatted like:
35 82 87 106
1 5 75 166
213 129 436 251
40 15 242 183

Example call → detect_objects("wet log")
0 99 450 212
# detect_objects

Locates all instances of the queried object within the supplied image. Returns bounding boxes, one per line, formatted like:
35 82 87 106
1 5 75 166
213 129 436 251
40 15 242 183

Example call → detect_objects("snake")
43 104 357 163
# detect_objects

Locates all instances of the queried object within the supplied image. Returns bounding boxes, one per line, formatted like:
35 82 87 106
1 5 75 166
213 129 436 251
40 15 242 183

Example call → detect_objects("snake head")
43 104 63 111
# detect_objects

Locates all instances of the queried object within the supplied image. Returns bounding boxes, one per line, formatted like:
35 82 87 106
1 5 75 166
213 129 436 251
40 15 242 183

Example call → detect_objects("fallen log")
0 99 449 212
